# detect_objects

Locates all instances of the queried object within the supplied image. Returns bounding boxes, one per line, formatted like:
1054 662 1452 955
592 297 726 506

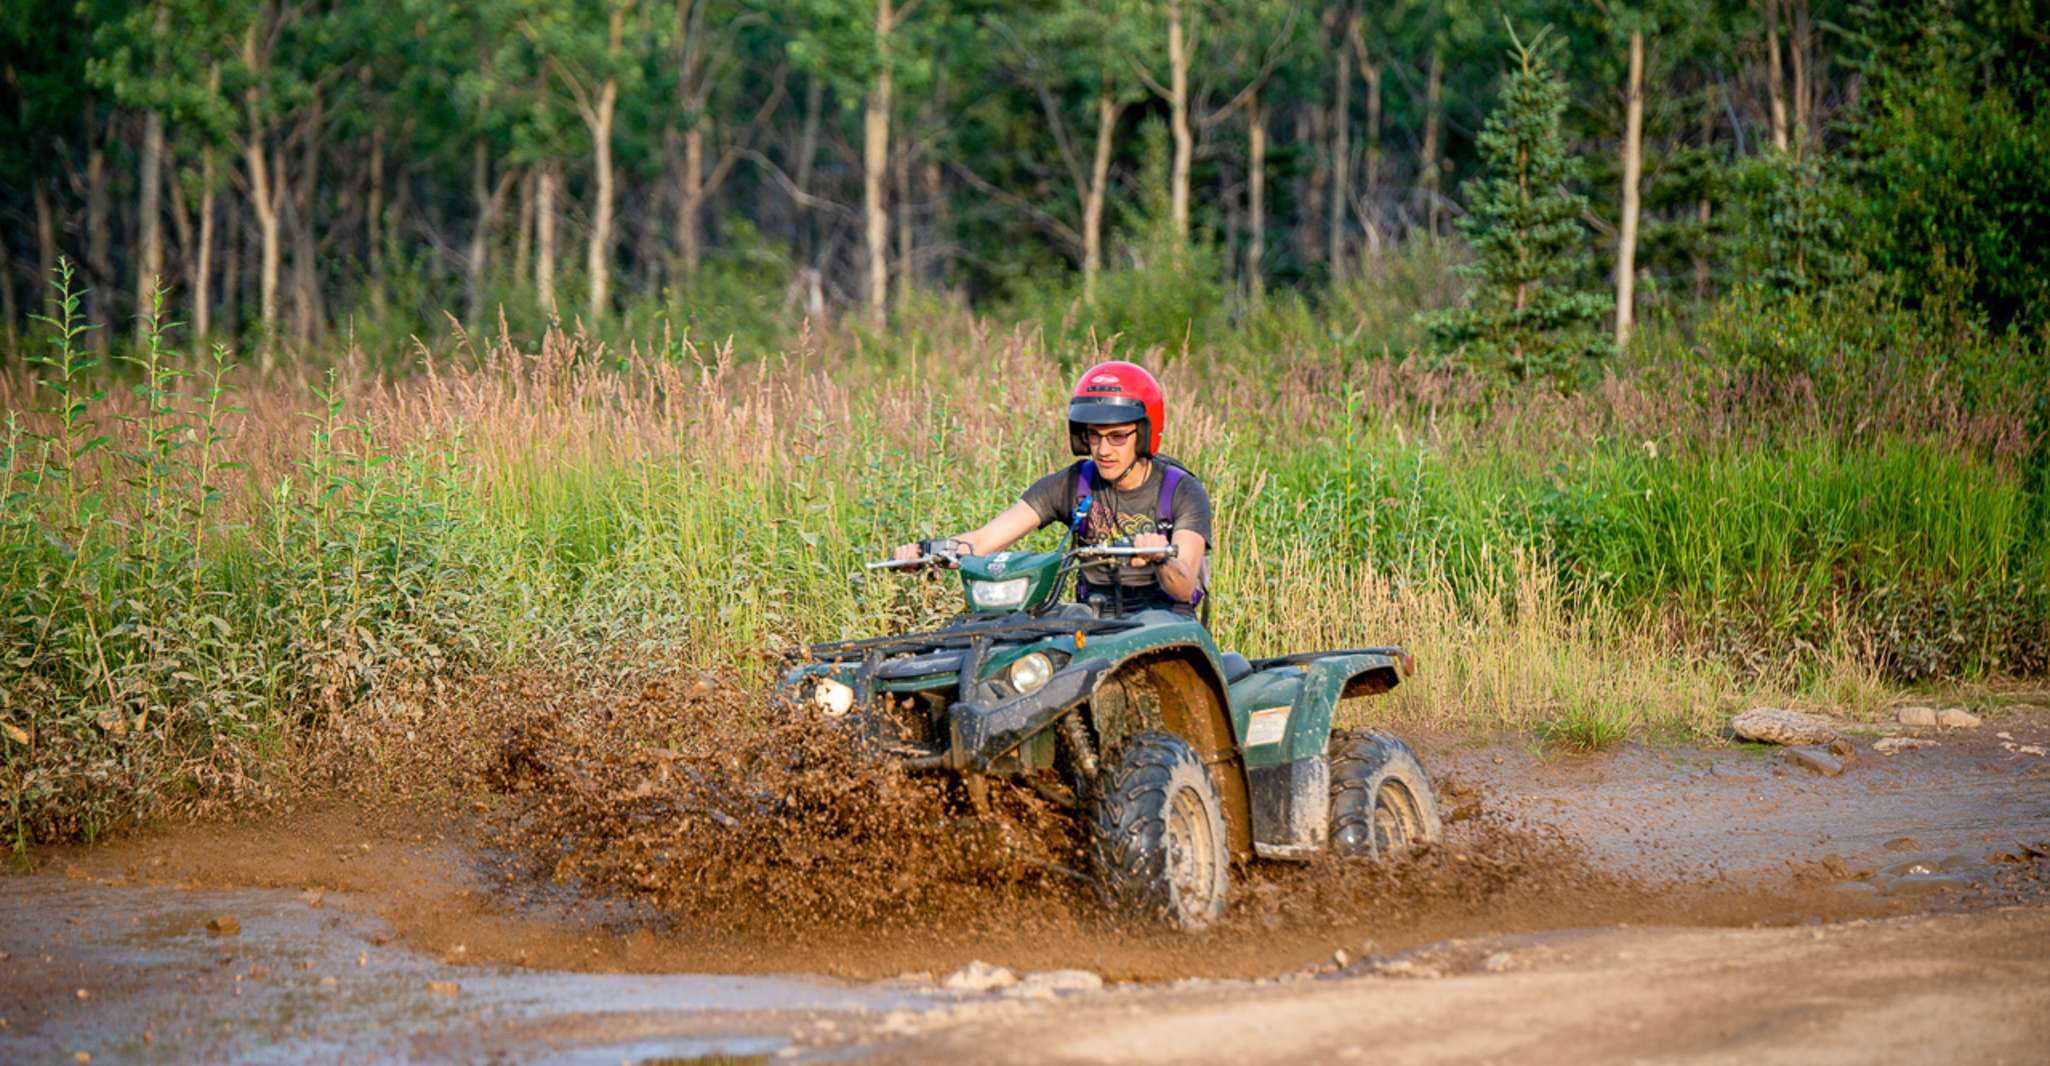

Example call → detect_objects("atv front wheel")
1329 730 1442 859
1090 729 1230 931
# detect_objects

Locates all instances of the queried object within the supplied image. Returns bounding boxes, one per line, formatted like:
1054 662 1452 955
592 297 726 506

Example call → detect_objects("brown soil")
25 686 2050 984
8 690 2049 1063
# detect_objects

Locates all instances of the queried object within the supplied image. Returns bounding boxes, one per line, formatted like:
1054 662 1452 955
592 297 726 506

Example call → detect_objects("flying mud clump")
484 670 1084 935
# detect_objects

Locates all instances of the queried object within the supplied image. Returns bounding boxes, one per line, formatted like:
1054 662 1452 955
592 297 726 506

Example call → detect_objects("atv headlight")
1006 652 1055 695
811 677 855 717
970 578 1030 610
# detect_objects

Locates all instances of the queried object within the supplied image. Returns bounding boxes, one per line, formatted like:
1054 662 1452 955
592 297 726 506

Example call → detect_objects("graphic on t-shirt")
1081 501 1164 546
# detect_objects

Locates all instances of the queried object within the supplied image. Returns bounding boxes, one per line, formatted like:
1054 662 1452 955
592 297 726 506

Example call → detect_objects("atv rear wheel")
1329 730 1442 859
1090 729 1230 931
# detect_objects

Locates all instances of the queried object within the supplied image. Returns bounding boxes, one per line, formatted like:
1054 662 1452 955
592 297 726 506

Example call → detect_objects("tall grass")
1 263 2045 845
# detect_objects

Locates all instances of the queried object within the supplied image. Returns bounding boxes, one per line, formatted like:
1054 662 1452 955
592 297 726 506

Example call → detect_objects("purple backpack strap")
1156 464 1185 526
1155 463 1204 606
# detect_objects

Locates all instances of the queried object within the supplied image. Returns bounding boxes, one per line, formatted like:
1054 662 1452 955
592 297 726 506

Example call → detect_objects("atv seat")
1219 652 1254 684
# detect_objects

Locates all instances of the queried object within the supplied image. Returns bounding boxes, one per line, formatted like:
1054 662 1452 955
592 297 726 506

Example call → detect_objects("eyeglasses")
1084 428 1139 448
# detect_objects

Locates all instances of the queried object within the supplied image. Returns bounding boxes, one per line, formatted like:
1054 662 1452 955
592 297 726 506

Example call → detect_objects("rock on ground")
1732 707 1841 746
1784 747 1846 777
1896 706 1940 728
1874 737 1936 755
1937 708 1982 729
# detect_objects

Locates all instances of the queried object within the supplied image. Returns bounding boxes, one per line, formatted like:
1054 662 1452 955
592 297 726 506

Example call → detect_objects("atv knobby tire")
1329 730 1442 859
1090 729 1230 931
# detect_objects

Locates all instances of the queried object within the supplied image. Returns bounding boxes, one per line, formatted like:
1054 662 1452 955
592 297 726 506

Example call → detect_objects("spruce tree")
1428 26 1612 384
1732 150 1854 299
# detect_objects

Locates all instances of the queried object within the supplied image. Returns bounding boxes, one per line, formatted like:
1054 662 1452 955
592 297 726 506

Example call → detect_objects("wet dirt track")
5 705 2048 1064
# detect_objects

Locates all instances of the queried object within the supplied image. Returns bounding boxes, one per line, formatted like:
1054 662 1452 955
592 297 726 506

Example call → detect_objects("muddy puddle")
5 698 2048 1063
0 874 926 1063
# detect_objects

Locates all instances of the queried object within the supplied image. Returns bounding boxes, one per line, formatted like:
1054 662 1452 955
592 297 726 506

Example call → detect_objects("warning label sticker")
1246 706 1291 747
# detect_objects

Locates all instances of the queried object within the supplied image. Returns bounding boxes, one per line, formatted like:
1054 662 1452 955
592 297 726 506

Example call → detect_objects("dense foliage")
5 0 2041 360
2 2 2048 846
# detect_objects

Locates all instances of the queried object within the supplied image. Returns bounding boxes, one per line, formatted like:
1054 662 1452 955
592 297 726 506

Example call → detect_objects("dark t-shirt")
1019 457 1213 609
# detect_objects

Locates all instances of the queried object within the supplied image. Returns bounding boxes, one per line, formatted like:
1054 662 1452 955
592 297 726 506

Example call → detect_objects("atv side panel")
1246 756 1331 860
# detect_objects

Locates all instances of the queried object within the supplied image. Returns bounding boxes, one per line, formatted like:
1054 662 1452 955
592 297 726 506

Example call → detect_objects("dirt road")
4 704 2047 1063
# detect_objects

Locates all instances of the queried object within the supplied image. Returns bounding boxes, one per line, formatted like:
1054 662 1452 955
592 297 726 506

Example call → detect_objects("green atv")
778 540 1442 930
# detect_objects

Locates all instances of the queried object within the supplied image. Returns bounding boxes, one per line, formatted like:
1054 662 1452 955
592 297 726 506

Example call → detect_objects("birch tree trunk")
467 141 492 323
1082 93 1119 305
291 90 323 346
795 75 822 259
1303 104 1327 265
513 167 533 289
536 163 558 314
240 28 281 360
222 194 240 333
585 5 624 320
680 123 704 280
1351 14 1383 261
895 137 914 303
862 0 893 321
367 123 385 317
1422 48 1444 236
1167 0 1191 242
1791 0 1811 153
1615 30 1644 350
87 112 110 356
1247 94 1266 305
196 146 216 343
35 181 58 316
136 108 165 334
1764 0 1789 152
1329 12 1352 284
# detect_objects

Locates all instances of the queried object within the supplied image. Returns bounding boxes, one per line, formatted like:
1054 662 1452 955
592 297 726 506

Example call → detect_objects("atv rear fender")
1225 650 1404 860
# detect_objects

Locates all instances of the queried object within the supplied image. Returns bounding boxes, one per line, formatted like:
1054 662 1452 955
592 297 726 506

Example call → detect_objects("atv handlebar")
866 541 1177 572
1073 543 1179 560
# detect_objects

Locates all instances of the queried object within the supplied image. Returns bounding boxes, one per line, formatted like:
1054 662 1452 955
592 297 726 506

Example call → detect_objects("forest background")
0 0 2047 845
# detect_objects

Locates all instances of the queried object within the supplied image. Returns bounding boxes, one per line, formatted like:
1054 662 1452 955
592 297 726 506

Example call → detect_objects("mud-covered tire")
1090 730 1231 931
1329 730 1442 859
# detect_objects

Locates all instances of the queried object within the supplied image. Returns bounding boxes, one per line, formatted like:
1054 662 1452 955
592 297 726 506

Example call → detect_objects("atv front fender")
946 660 1111 771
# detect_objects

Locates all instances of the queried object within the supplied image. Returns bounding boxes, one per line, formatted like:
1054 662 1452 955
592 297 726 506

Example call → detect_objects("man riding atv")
895 361 1211 620
786 361 1440 932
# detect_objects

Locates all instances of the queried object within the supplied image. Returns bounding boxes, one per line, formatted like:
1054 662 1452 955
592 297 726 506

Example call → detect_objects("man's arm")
893 501 1043 561
1129 528 1207 603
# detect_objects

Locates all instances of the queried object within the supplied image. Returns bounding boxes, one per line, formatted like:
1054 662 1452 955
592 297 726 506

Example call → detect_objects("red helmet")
1067 360 1164 457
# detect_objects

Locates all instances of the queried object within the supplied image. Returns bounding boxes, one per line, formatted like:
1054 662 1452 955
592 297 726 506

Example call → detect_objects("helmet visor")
1067 395 1147 425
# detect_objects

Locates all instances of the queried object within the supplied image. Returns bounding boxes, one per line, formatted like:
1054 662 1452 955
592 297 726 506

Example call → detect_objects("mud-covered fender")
1226 651 1402 859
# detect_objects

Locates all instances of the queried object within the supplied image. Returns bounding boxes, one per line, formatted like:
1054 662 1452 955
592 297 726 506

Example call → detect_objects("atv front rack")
801 615 1142 664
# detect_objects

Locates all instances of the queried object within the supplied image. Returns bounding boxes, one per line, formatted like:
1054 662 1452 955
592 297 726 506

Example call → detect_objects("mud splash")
30 671 2049 985
470 669 1844 980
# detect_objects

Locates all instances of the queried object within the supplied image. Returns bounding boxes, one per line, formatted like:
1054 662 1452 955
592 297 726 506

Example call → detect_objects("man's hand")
893 538 966 563
1126 531 1171 568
